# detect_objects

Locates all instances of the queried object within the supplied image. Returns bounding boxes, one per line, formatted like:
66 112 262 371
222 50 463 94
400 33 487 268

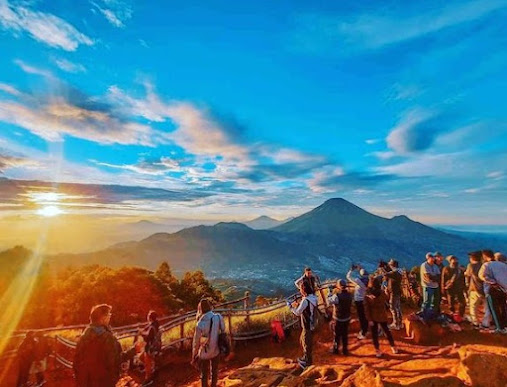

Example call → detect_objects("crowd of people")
15 249 506 387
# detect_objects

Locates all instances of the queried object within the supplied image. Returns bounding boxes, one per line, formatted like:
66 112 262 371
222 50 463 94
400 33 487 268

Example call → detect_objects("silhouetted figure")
16 331 36 387
139 311 161 385
442 255 466 318
328 279 352 355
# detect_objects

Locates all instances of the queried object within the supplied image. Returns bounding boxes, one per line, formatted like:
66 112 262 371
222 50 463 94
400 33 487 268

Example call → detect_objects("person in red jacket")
365 277 398 358
73 304 135 387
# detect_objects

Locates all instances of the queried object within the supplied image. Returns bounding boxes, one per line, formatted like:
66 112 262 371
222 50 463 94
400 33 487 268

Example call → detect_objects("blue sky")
0 0 506 224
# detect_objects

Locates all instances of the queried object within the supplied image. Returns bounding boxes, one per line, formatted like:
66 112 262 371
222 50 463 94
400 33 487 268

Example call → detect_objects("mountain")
244 216 287 230
49 198 502 294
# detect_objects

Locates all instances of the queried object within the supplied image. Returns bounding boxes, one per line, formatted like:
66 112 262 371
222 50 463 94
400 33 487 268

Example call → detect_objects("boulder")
457 345 507 387
404 318 446 345
341 364 384 387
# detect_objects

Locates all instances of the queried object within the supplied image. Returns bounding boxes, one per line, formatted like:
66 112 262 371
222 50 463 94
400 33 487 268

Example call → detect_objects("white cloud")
14 59 53 78
0 82 22 97
54 58 87 73
91 0 132 28
365 138 380 145
487 171 504 180
0 0 94 51
386 109 438 154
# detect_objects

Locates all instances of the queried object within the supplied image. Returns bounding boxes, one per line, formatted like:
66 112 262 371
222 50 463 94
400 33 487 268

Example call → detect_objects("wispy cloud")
53 58 87 73
292 0 507 52
91 0 132 28
0 152 39 173
14 59 53 78
0 0 94 51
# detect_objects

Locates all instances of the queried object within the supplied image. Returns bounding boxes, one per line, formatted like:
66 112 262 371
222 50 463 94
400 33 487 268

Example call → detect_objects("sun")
37 205 63 217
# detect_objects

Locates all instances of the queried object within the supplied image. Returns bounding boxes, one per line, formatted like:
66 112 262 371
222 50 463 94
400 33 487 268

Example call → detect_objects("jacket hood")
89 324 110 336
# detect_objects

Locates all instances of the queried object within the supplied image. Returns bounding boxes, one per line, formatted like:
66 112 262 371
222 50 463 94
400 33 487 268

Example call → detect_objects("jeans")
487 287 507 330
355 301 369 335
200 356 219 387
421 287 440 315
333 320 349 354
300 328 313 364
371 322 395 349
389 293 402 327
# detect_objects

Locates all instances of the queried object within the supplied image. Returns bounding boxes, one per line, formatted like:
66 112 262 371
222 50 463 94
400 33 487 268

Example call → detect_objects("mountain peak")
214 222 252 230
316 198 364 214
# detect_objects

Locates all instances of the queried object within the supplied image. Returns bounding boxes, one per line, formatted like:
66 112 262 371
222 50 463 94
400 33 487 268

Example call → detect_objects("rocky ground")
162 317 507 387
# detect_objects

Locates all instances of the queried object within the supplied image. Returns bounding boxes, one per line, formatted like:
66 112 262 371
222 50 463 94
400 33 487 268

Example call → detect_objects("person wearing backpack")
192 298 226 387
288 278 318 368
73 304 136 387
139 311 161 386
327 279 353 356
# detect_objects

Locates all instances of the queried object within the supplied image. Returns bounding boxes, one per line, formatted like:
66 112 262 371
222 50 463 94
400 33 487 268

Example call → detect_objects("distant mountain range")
243 215 291 230
49 198 507 294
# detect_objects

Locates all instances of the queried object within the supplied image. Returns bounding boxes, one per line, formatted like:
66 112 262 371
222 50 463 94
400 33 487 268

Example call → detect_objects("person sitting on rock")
442 256 466 319
288 278 318 368
365 277 398 357
327 279 353 355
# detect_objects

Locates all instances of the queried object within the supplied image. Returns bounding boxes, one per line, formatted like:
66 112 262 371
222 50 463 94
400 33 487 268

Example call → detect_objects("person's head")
447 255 458 268
338 279 347 290
304 267 313 277
197 298 212 316
495 252 506 263
90 304 112 326
468 251 482 264
482 249 495 262
300 278 314 297
359 268 368 277
426 252 435 265
434 252 443 264
147 310 158 322
388 259 399 269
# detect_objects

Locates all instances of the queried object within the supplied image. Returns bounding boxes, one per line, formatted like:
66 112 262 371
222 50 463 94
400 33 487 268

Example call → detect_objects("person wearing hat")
420 252 441 317
441 256 466 318
465 251 485 327
327 279 353 355
347 265 369 339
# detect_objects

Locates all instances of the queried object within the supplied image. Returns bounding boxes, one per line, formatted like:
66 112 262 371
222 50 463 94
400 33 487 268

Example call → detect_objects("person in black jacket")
16 331 36 387
441 256 466 318
384 259 403 330
327 279 353 356
139 311 160 385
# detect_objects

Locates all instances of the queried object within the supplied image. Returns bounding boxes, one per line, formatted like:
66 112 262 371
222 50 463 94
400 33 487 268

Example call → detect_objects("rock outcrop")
457 344 507 387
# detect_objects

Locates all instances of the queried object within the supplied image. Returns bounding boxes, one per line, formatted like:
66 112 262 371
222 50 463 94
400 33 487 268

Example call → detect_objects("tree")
154 262 177 288
175 270 223 308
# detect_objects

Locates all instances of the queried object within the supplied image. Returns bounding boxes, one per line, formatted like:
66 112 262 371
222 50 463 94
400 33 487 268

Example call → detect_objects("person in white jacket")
479 250 507 333
347 266 369 339
192 299 225 387
288 279 318 368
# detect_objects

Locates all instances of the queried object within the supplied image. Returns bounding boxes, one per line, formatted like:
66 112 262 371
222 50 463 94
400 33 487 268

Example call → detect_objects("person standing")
327 279 353 355
364 277 398 357
73 304 136 387
434 252 445 314
479 250 507 333
441 256 466 318
288 279 318 368
16 331 36 387
384 259 403 330
192 298 225 387
346 266 369 339
420 253 441 318
139 311 161 386
465 251 484 327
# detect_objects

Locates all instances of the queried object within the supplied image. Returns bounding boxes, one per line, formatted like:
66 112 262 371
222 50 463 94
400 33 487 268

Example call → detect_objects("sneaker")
357 332 366 340
391 346 399 354
375 350 383 358
297 358 307 368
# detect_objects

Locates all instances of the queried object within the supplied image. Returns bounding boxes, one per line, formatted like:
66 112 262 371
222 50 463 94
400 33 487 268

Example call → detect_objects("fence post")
244 291 250 328
227 305 234 350
179 320 185 350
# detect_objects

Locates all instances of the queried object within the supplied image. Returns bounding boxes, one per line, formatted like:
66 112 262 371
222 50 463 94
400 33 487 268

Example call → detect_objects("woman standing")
192 299 225 387
365 277 399 357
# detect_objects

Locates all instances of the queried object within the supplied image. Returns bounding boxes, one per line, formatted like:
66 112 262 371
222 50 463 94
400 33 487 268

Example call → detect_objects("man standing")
327 279 353 355
420 253 441 318
479 250 507 333
74 304 135 387
288 279 318 368
346 266 369 339
384 259 403 330
441 256 466 318
465 251 484 328
434 252 445 314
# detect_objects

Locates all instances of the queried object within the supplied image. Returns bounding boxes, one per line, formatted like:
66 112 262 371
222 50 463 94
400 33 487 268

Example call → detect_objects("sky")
0 0 506 228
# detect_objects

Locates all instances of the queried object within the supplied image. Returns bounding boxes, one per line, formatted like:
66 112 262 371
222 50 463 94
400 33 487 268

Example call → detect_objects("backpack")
207 314 230 357
309 302 322 331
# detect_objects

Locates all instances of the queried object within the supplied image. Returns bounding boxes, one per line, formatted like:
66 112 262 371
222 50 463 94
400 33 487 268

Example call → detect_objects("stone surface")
404 318 446 345
341 364 384 387
457 344 507 387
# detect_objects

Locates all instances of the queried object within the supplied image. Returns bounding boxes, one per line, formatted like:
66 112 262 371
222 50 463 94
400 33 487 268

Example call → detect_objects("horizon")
1 0 506 227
